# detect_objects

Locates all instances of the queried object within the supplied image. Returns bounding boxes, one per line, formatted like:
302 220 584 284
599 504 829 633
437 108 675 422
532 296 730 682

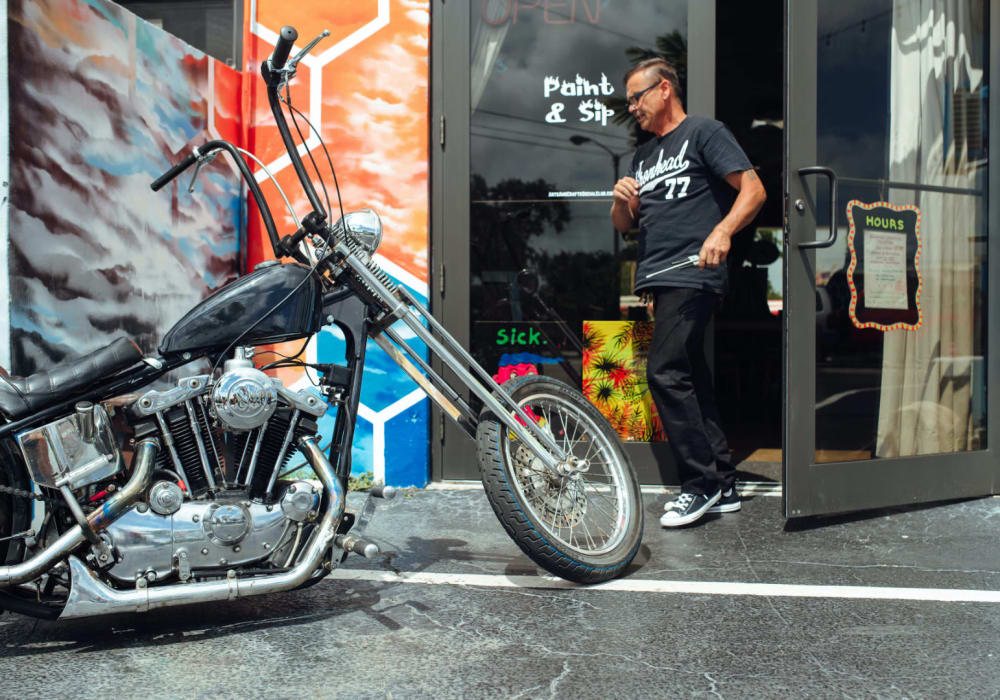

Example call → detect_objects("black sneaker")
659 490 721 527
707 487 741 514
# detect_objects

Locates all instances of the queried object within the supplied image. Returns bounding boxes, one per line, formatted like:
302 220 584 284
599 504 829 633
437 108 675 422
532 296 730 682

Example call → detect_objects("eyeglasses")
626 80 662 108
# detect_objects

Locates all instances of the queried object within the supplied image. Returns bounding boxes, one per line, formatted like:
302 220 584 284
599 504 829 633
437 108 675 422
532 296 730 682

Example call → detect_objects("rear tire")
0 440 31 566
477 375 643 583
0 439 64 619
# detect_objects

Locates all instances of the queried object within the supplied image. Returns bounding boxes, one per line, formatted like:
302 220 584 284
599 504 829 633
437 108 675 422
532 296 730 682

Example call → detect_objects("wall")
1 0 9 370
243 0 431 486
5 0 243 374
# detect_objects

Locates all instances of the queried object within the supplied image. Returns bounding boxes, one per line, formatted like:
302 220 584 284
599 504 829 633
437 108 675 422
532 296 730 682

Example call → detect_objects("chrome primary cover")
103 496 289 585
212 365 278 431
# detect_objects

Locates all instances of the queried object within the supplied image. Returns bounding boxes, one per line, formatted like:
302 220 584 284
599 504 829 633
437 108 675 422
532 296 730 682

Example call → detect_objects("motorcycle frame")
252 55 574 477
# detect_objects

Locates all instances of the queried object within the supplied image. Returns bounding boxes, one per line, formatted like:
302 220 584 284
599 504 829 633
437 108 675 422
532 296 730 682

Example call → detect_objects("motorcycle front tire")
476 375 643 584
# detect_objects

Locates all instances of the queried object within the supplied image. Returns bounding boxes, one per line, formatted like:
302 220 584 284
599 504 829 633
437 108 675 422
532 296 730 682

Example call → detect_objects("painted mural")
6 0 242 375
243 1 431 486
582 320 665 442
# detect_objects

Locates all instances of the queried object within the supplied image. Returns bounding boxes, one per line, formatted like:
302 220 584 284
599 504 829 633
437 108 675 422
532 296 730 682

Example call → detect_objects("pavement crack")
397 601 488 641
521 641 695 674
737 529 789 626
547 659 572 698
509 683 545 700
704 672 724 699
488 587 600 611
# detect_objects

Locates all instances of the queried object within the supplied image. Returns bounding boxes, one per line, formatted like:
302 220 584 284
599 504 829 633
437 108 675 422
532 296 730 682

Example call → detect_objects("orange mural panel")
243 0 429 284
244 32 313 166
213 61 244 148
255 1 380 51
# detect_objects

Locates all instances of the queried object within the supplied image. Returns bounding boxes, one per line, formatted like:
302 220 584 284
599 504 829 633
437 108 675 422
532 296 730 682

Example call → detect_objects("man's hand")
699 227 731 268
697 169 766 268
613 176 639 209
611 176 640 233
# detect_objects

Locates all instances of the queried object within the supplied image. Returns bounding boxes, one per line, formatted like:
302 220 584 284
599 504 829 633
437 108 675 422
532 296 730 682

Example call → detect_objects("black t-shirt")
626 115 752 294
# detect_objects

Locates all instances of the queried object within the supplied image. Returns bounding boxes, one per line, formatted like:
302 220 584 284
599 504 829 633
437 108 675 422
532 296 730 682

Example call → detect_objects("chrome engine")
108 357 330 584
129 358 326 499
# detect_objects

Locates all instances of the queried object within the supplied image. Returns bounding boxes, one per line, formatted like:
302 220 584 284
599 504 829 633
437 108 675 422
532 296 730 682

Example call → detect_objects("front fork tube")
333 246 571 474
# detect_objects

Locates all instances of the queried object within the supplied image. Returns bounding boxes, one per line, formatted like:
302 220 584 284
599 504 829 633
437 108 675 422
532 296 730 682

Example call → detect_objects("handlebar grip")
150 152 198 192
271 26 298 70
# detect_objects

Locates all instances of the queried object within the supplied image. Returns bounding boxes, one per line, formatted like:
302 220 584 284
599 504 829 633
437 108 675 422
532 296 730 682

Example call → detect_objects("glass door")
433 0 718 482
784 0 997 516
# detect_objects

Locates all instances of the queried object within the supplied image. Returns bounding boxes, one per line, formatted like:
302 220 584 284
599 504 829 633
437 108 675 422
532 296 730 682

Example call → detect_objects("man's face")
626 71 666 131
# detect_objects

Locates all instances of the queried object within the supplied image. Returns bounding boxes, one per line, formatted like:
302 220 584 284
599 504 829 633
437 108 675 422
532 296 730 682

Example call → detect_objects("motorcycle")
0 25 643 620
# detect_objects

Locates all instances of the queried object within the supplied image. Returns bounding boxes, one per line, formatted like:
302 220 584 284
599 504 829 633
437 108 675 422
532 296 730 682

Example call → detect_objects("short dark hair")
624 58 683 103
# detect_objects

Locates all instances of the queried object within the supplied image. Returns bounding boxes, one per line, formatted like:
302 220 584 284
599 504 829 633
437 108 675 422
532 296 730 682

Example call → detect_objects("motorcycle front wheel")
476 375 643 584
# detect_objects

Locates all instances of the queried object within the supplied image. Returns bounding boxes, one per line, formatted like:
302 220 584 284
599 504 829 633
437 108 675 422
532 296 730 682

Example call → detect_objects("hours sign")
846 200 922 332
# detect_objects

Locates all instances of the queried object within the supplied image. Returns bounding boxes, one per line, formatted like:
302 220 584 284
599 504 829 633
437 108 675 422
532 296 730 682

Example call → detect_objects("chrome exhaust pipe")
88 438 158 532
0 438 158 587
60 436 345 619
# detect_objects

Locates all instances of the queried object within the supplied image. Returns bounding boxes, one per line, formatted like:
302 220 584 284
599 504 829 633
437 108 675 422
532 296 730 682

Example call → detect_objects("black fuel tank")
159 263 323 356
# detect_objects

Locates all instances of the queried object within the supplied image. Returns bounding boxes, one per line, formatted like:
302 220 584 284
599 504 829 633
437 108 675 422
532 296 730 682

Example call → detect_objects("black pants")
646 286 734 496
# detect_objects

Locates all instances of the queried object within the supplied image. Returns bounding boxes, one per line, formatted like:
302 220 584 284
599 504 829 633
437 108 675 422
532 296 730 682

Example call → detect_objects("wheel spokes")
508 395 628 555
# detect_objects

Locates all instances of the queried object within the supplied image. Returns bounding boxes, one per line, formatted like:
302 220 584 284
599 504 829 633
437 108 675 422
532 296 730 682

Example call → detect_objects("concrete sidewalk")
2 487 999 698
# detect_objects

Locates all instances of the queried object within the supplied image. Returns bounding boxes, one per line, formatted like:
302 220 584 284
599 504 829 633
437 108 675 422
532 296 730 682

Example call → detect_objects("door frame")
782 0 1000 518
430 0 719 483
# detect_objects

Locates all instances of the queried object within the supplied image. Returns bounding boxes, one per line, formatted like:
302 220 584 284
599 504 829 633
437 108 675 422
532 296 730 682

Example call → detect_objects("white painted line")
329 569 1000 604
315 0 390 66
371 421 385 485
425 481 783 497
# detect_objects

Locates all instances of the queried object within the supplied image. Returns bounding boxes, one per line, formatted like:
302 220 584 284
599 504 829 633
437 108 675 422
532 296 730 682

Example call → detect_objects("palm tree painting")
581 321 665 442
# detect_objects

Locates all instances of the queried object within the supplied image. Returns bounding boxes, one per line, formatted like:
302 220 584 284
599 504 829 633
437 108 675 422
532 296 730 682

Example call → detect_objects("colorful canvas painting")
582 320 665 442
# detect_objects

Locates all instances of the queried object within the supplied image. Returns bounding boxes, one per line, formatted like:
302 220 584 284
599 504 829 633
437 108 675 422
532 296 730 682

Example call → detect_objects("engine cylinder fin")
264 408 300 497
184 400 216 490
160 407 209 495
243 418 270 487
153 412 192 493
229 429 257 483
246 409 292 498
194 399 225 484
243 409 318 499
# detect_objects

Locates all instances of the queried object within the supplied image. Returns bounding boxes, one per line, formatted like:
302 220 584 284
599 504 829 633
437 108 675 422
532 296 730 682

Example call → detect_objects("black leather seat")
0 337 143 420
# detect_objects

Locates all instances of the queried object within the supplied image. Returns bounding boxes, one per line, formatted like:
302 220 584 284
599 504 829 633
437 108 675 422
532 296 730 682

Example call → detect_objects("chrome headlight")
334 208 383 256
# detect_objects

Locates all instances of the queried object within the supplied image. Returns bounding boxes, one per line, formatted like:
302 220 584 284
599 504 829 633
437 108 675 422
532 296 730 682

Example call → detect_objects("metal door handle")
797 166 838 249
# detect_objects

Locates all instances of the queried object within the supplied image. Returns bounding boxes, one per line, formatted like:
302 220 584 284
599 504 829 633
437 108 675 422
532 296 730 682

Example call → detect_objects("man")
611 58 766 527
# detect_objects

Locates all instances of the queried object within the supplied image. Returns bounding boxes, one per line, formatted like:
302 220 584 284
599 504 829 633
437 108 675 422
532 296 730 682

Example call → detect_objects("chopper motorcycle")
0 26 643 620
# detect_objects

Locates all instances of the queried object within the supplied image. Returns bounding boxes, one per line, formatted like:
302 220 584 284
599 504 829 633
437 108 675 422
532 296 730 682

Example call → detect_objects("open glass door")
784 0 995 517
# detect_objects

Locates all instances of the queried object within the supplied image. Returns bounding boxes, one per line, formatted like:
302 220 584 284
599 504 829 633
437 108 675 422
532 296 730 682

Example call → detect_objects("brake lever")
187 148 220 193
285 30 330 73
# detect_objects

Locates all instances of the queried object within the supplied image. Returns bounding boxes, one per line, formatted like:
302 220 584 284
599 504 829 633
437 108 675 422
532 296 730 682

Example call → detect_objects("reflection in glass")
814 0 987 462
469 2 689 442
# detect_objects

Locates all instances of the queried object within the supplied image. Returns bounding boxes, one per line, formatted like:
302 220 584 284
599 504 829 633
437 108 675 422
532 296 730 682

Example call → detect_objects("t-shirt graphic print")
626 116 752 294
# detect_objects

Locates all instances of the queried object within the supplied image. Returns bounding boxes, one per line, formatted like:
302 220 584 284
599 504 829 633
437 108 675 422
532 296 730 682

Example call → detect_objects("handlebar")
149 140 294 262
151 25 330 265
151 152 198 192
270 26 298 71
260 26 329 230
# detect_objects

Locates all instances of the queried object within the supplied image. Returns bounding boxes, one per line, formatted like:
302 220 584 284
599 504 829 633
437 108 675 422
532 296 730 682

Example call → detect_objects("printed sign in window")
846 201 923 331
